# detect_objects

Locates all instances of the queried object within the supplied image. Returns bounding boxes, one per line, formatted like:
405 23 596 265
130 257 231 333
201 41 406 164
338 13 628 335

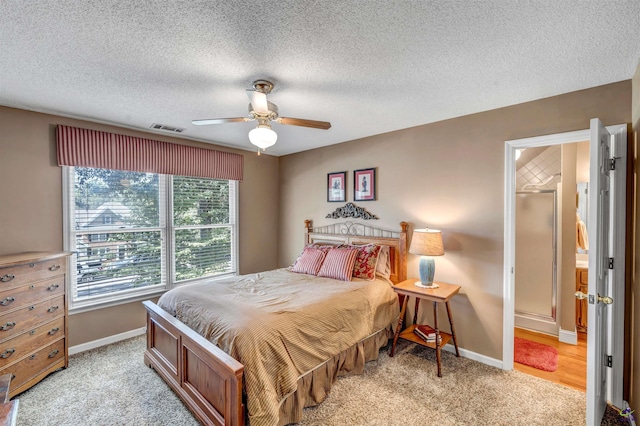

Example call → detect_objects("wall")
630 62 640 413
279 80 631 360
0 106 280 346
576 141 590 183
560 144 577 332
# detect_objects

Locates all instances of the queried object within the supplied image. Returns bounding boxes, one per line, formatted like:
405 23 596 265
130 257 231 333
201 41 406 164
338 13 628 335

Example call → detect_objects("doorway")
512 141 586 390
502 123 628 424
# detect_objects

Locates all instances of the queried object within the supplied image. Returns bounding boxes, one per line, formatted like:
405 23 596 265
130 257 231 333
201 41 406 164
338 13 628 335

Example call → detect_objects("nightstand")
390 278 460 377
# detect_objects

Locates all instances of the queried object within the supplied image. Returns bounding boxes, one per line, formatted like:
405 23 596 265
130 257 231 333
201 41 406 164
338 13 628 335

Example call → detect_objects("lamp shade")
409 229 444 256
249 125 277 149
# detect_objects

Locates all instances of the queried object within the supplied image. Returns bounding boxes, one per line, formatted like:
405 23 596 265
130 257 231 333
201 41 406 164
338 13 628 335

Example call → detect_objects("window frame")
63 167 239 313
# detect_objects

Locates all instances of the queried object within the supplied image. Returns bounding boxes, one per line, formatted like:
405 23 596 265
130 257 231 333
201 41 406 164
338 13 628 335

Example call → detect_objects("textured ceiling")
1 1 639 156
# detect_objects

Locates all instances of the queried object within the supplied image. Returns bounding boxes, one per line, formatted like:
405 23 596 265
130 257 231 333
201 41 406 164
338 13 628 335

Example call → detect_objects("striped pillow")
291 244 332 267
317 248 359 281
291 248 327 275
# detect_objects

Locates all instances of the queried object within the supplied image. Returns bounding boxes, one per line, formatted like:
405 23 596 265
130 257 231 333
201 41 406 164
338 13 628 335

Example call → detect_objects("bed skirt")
277 325 393 425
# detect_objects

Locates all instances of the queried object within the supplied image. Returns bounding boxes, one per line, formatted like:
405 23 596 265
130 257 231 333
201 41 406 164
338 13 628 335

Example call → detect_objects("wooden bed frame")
143 220 408 426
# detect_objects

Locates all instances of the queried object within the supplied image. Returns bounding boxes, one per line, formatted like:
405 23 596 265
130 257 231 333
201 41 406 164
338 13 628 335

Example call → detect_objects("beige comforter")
157 268 399 426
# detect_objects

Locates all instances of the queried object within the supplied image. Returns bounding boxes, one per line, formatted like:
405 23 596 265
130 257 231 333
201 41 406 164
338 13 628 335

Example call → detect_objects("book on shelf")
413 325 441 343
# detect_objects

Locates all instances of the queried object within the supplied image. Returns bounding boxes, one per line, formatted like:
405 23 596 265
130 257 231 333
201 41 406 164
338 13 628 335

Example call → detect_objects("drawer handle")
0 297 15 306
48 327 60 335
49 264 61 272
29 329 35 335
28 305 35 311
47 284 60 291
10 374 15 380
29 354 37 360
47 306 59 313
0 274 15 283
48 349 59 358
0 348 15 359
0 322 15 331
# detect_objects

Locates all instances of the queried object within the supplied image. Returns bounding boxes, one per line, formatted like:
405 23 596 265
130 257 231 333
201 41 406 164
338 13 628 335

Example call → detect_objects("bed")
143 220 408 426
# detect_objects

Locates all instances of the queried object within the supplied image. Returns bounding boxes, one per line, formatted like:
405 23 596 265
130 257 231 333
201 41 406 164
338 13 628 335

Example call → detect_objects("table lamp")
409 228 444 289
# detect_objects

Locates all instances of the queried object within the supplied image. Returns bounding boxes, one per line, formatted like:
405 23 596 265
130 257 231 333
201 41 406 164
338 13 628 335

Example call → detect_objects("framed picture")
354 168 376 201
327 171 346 202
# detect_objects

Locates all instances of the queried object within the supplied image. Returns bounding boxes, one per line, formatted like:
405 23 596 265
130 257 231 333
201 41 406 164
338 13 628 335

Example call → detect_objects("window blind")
172 176 236 282
69 168 166 303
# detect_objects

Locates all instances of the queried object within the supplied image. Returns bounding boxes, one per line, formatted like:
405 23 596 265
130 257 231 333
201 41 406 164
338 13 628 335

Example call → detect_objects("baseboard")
69 327 146 355
558 328 578 345
442 343 503 369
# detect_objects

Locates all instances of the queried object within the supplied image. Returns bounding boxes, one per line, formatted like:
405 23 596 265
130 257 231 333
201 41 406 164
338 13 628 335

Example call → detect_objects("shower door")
515 191 557 334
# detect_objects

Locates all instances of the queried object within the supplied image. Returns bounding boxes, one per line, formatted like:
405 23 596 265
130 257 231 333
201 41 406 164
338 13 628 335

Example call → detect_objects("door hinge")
609 157 620 171
608 258 614 269
606 355 613 368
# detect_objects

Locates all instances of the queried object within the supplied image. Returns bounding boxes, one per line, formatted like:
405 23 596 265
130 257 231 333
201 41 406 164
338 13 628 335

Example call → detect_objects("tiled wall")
516 145 561 190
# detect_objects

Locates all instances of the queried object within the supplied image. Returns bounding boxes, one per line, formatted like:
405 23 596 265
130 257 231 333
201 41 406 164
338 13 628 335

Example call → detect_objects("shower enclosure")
514 190 558 335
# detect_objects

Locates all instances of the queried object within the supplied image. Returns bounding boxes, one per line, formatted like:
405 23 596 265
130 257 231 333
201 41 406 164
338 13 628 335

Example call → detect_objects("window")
65 167 237 310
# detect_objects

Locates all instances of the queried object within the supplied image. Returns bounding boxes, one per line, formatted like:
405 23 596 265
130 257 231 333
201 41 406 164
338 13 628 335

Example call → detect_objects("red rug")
514 337 559 372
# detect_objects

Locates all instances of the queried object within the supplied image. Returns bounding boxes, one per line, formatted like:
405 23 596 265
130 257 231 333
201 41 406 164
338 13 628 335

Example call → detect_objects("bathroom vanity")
576 266 588 332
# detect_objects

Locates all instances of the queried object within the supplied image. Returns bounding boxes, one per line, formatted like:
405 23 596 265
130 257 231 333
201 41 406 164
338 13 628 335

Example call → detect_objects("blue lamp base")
415 256 439 289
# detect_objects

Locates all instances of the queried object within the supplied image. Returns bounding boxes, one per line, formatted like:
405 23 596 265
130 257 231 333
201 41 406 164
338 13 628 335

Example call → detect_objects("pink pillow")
317 248 359 281
291 244 331 267
291 248 327 275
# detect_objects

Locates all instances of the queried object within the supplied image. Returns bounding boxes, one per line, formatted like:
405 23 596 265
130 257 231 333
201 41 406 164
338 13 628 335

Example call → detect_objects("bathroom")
514 140 590 388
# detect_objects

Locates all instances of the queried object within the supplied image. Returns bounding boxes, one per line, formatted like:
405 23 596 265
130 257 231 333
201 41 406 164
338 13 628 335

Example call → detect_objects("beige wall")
630 63 640 414
559 144 577 331
279 80 631 360
0 106 280 346
576 141 590 183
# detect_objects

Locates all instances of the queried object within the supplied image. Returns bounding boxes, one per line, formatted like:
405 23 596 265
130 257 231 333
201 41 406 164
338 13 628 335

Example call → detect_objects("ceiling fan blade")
246 90 269 114
277 117 332 130
192 117 251 126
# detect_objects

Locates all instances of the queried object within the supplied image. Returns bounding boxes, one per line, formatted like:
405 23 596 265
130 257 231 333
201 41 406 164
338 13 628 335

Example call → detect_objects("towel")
576 212 589 251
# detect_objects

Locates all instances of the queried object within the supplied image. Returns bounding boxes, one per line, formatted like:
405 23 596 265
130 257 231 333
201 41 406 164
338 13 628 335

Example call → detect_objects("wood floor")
514 327 587 391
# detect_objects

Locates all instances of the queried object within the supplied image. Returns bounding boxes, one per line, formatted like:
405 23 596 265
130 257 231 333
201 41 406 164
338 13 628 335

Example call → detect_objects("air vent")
150 123 186 133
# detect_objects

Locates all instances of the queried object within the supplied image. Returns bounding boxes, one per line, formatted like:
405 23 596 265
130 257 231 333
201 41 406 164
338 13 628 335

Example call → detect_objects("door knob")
597 294 613 305
575 291 588 300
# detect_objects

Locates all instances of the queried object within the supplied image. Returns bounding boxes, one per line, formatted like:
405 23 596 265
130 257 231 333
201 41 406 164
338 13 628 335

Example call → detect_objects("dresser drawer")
0 317 65 369
0 339 65 391
0 295 64 343
0 259 66 292
0 276 65 314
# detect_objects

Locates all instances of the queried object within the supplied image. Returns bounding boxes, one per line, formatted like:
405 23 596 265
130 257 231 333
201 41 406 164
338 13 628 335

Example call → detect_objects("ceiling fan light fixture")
249 124 277 150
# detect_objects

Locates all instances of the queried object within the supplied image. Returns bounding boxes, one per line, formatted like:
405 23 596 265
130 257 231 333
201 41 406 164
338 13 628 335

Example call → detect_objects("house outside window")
65 166 238 310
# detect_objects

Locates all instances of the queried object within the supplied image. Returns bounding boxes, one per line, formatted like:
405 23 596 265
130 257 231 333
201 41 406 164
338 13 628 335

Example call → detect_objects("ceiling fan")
192 79 331 153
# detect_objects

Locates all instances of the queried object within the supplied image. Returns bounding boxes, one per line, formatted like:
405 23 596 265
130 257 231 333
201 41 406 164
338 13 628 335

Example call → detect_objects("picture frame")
354 168 376 201
327 171 346 202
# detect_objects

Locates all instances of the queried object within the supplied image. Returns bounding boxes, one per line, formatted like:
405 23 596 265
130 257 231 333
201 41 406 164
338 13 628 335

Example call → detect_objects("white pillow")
376 245 391 279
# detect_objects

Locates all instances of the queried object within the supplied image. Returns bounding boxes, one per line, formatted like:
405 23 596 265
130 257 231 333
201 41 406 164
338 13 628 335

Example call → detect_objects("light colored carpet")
16 336 591 425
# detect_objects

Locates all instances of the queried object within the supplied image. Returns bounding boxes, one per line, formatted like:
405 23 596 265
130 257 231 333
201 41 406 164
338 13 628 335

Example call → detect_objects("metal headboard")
304 219 408 284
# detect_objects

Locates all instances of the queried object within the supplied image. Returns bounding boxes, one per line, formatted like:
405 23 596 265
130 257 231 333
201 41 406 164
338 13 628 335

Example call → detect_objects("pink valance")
56 125 243 181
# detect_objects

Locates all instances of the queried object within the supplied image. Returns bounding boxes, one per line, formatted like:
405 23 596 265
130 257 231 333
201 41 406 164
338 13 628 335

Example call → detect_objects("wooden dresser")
0 252 70 398
575 267 588 332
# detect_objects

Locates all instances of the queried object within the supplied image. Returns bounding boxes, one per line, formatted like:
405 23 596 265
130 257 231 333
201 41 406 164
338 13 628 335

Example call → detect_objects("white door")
586 118 612 425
